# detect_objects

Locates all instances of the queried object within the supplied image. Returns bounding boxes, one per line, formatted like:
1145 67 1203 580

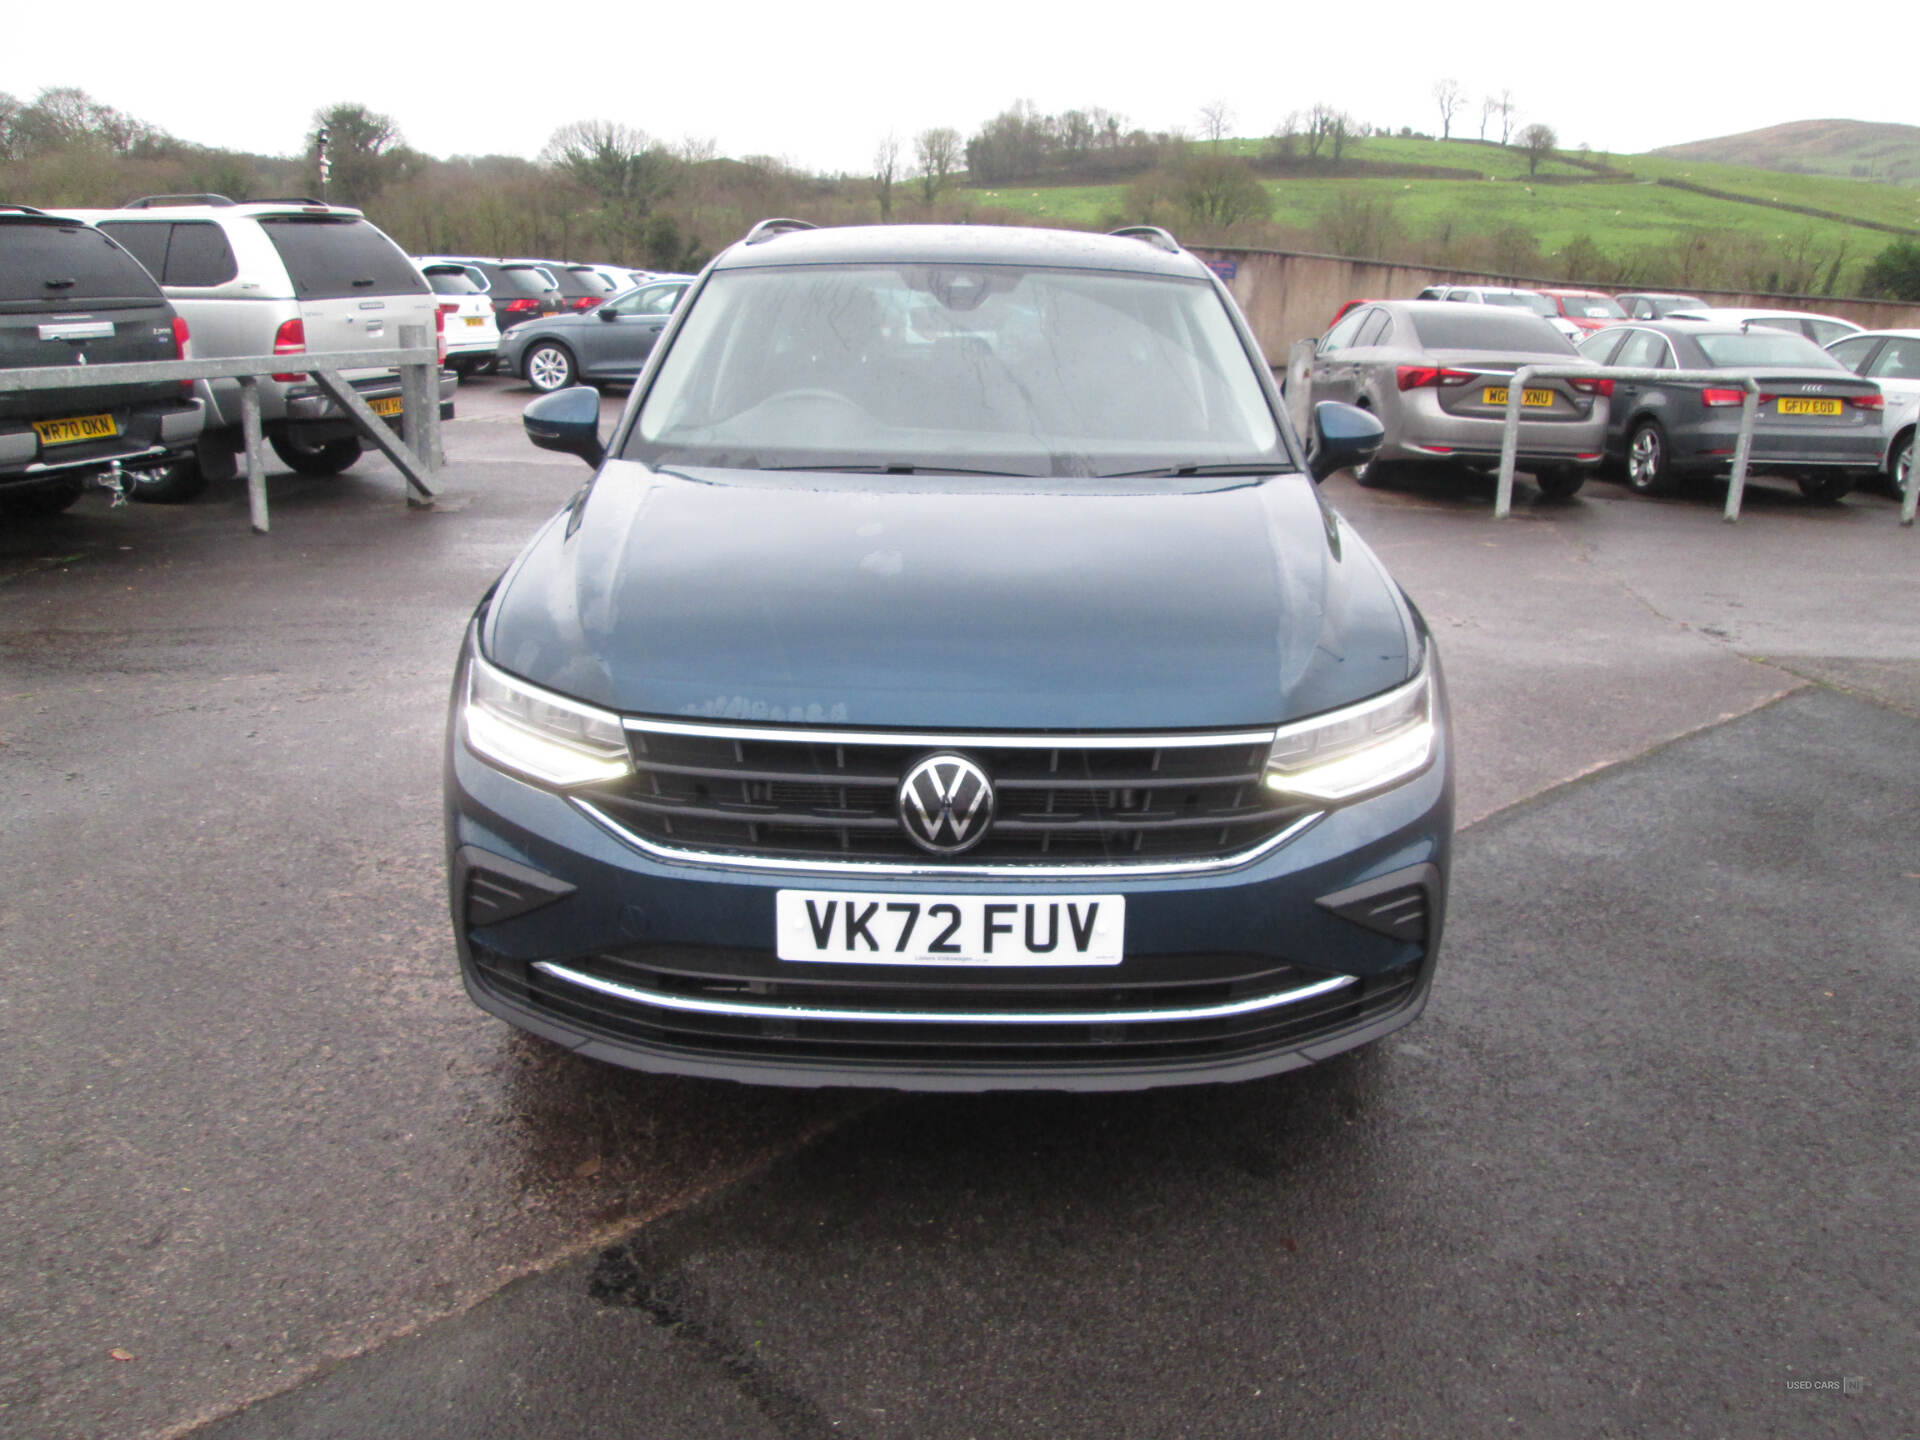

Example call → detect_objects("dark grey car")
1 207 204 515
496 278 692 392
1308 300 1607 498
1576 322 1884 502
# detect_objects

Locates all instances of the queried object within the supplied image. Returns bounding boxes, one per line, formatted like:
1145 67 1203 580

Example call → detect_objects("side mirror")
523 385 605 467
597 306 619 322
1307 401 1384 483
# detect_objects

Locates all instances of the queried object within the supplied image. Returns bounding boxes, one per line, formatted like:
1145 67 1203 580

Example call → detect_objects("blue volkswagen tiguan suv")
444 220 1453 1090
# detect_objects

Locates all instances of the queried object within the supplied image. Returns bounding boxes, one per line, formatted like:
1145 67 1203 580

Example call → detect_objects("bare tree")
1479 94 1499 141
1432 79 1462 141
1300 103 1354 161
1518 122 1557 175
914 126 961 205
676 136 718 164
1496 89 1517 145
1198 100 1235 149
541 120 675 217
874 132 899 221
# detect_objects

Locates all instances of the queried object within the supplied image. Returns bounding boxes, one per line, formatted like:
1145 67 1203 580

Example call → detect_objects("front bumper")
443 661 1455 1092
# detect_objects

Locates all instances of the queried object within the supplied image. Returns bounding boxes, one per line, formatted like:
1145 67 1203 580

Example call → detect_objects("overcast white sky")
5 3 1915 172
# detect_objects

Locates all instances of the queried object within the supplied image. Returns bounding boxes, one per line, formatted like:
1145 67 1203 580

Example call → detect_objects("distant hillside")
1655 119 1920 186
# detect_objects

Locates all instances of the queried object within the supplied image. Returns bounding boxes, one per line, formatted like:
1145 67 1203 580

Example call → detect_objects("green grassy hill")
1653 119 1920 187
964 134 1918 294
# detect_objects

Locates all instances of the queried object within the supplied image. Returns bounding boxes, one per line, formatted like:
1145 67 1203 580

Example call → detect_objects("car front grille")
575 722 1317 868
468 942 1425 1072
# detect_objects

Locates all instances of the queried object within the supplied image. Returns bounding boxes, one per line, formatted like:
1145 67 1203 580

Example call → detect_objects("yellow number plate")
1483 387 1556 408
368 397 403 418
463 316 485 327
1777 397 1842 416
33 413 118 446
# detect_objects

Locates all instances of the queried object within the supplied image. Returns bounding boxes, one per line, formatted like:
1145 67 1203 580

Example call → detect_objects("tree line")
3 85 1916 302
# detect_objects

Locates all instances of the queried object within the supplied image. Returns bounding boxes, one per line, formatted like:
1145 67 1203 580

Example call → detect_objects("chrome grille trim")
572 799 1324 877
622 717 1279 749
534 960 1357 1025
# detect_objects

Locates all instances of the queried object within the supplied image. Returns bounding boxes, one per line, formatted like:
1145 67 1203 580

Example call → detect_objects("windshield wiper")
1097 462 1292 479
759 463 1041 478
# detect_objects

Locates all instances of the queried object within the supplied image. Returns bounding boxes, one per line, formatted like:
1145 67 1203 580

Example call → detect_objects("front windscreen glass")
1483 292 1559 317
1695 333 1846 369
627 264 1283 479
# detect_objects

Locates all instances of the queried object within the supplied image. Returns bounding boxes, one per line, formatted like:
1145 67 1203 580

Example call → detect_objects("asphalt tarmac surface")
3 376 1915 1439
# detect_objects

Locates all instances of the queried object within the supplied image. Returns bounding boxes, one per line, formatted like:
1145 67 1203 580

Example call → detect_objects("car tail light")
1569 377 1614 397
1849 392 1884 410
571 296 600 310
171 314 193 394
1700 387 1746 407
272 317 306 382
434 305 448 365
1396 365 1475 391
504 298 540 312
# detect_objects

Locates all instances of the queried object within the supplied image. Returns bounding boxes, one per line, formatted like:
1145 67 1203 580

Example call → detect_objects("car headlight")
463 652 632 787
1263 655 1436 805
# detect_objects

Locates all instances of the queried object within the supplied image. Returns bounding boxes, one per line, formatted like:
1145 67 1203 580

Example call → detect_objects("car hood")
481 462 1421 730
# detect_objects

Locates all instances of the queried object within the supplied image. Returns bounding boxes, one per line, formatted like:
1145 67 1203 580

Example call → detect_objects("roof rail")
252 196 332 207
1108 225 1181 255
743 217 817 245
0 204 49 216
123 194 235 209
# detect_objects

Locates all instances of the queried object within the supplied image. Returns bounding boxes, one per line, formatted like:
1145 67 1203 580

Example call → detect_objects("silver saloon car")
1308 301 1608 498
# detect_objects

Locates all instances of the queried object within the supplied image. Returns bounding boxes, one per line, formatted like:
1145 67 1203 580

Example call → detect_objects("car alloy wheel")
1624 422 1673 496
526 343 575 394
1892 433 1913 499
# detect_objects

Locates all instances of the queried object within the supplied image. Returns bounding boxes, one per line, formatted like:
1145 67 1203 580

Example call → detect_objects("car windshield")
626 264 1284 479
1483 292 1559 317
1695 333 1847 368
1561 295 1625 319
1650 296 1703 315
425 268 482 295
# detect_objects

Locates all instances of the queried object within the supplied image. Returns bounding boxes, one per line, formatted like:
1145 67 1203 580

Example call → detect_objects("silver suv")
66 195 454 498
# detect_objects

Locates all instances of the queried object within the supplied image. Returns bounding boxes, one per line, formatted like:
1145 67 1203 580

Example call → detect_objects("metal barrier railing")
1493 364 1913 527
0 326 443 533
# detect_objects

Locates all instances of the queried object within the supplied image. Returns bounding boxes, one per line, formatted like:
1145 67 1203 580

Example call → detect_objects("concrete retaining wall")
1190 246 1920 363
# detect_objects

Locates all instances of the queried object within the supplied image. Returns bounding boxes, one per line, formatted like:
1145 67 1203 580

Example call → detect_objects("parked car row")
4 194 457 516
1313 285 1909 502
409 254 688 386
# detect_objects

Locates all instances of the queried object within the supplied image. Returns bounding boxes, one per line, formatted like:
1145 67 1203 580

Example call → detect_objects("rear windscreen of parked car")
493 265 556 297
425 268 484 295
1562 295 1625 319
1694 333 1845 369
259 217 427 301
1409 310 1573 354
1482 293 1559 318
1 222 167 307
562 268 617 296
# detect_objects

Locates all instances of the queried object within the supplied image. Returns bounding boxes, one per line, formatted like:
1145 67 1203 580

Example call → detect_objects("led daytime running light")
464 655 632 788
1263 659 1436 804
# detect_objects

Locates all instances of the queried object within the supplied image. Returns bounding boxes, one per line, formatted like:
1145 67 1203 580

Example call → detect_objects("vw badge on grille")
898 753 994 855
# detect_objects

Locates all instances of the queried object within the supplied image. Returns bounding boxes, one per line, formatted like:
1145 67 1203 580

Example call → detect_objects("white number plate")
775 890 1124 966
